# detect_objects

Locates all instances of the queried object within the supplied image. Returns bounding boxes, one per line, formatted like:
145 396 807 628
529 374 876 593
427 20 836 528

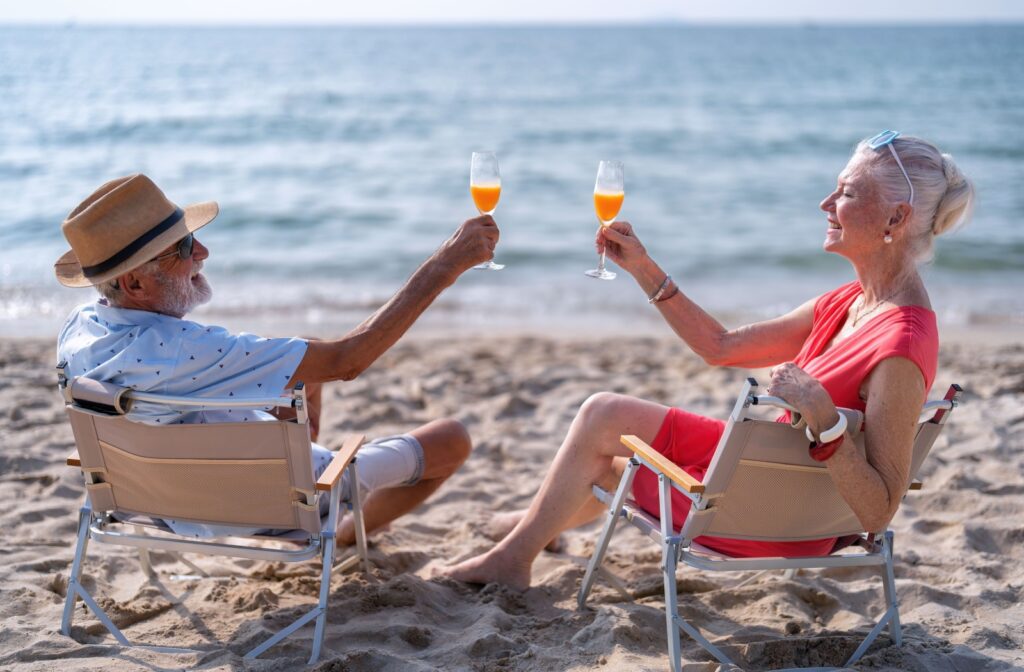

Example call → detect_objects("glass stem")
598 250 607 272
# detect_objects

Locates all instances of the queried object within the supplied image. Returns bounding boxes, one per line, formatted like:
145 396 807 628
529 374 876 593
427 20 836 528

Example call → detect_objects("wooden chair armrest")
67 451 81 467
908 480 922 491
315 434 365 492
620 434 705 494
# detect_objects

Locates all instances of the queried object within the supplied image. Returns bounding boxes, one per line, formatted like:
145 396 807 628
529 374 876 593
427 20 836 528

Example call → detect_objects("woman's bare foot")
484 510 564 554
441 548 533 592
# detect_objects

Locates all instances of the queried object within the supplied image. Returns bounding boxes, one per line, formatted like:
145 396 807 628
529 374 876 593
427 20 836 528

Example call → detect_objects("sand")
0 333 1021 671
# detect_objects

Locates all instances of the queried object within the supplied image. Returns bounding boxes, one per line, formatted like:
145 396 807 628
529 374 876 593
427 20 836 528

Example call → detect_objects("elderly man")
55 173 499 540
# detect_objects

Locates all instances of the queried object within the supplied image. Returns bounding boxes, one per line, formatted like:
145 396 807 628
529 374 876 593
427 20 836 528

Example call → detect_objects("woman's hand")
768 362 840 437
596 221 648 276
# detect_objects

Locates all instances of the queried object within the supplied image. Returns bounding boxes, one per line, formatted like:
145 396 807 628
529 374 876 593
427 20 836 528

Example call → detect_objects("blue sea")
0 25 1021 337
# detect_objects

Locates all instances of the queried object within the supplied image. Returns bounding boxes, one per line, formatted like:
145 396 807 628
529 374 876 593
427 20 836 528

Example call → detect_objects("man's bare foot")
484 510 564 554
441 549 532 592
336 515 388 547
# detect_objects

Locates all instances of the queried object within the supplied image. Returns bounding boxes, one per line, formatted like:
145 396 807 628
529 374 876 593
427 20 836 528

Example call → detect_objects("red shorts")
631 407 836 558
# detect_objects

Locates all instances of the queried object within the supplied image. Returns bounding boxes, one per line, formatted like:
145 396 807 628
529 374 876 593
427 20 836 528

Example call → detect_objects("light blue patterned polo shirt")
57 299 310 537
58 300 307 425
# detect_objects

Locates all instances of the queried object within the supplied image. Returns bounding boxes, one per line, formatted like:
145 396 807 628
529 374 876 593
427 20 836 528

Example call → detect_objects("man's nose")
193 238 210 260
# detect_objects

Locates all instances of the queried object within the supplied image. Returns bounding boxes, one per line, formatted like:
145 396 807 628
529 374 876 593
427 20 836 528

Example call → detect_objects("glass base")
585 268 616 280
473 260 505 271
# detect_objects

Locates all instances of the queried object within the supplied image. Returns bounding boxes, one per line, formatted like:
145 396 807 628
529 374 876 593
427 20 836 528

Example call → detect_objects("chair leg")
348 459 371 575
881 531 902 647
248 481 343 664
61 506 92 636
134 525 154 578
309 530 335 664
578 458 639 609
657 474 684 672
61 506 131 646
845 531 902 666
662 538 684 672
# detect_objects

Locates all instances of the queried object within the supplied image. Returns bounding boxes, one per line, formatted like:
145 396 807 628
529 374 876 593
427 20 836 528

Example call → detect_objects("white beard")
153 267 212 318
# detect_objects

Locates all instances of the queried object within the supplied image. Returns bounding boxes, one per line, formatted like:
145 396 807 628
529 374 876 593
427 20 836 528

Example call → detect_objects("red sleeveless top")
631 281 939 558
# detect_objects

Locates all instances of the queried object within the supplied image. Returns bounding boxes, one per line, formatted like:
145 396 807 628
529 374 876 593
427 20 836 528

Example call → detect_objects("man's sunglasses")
152 233 194 262
867 130 914 205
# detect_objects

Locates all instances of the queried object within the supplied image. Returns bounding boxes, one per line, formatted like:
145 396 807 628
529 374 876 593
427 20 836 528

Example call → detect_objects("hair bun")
932 152 974 237
941 153 966 188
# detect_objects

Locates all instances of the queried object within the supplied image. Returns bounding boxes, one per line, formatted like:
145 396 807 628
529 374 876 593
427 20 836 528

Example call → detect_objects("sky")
1 0 1022 25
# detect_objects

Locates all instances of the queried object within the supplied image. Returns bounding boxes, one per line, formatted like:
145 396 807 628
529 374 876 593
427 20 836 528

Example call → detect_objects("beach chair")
577 377 962 672
56 362 370 664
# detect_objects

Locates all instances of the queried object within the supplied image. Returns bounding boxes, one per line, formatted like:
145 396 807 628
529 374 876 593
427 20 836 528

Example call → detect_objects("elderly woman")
444 132 975 590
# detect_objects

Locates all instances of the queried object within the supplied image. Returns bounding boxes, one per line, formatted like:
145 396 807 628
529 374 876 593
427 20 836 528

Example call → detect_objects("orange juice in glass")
471 184 501 215
586 160 623 280
470 151 504 270
594 190 624 226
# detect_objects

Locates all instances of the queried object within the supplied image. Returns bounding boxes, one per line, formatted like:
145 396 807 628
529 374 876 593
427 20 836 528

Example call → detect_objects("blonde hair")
854 134 975 263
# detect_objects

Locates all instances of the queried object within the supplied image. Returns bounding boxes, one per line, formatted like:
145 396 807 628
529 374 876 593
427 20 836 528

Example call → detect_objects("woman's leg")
485 456 630 551
442 392 670 590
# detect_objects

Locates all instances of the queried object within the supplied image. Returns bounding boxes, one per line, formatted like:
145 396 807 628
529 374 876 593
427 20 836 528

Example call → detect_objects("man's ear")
118 271 147 299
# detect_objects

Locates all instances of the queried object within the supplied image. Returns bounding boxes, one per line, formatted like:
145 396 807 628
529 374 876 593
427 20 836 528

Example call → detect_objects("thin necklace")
851 287 905 327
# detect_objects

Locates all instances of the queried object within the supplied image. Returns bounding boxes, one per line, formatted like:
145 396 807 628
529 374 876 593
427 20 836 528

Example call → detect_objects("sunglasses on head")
867 130 914 205
152 233 194 262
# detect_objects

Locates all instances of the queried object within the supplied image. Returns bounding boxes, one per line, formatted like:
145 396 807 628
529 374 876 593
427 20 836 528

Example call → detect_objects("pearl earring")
883 229 893 244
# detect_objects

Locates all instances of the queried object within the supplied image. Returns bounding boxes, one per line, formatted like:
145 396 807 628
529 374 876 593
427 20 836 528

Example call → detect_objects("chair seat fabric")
632 406 837 558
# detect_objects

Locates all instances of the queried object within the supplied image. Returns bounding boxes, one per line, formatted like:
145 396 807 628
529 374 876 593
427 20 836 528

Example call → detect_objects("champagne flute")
470 151 504 270
586 160 623 280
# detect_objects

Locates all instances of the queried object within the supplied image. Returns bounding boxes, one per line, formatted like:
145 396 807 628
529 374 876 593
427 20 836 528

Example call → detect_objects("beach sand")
0 333 1021 671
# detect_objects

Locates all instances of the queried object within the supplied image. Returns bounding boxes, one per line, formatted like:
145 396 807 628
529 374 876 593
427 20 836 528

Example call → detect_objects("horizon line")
2 18 1023 28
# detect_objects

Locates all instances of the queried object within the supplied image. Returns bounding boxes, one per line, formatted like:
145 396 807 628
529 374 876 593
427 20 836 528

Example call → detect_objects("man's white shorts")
311 434 425 513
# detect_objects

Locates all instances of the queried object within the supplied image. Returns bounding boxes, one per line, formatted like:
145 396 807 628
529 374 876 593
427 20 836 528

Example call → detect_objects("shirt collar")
92 299 183 329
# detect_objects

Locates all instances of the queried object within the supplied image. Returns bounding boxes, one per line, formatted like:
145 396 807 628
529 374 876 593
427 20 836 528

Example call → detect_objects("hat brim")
55 201 219 288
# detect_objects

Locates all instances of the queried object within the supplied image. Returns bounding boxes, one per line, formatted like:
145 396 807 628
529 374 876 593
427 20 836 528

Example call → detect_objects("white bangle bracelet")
805 411 847 443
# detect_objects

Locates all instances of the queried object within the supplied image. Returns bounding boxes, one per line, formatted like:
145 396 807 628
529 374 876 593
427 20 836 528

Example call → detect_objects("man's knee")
436 418 472 466
415 418 472 479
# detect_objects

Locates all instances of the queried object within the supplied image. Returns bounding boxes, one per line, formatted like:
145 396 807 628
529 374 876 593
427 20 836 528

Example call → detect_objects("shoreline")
6 316 1022 347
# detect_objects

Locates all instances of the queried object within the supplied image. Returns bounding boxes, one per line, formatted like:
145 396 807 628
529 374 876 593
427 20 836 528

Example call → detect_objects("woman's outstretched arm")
598 222 815 368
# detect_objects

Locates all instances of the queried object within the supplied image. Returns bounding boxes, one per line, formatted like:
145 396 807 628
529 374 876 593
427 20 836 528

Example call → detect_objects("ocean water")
0 25 1022 337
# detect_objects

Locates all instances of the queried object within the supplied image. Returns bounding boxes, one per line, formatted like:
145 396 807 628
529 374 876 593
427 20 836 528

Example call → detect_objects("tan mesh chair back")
681 405 945 543
65 380 321 535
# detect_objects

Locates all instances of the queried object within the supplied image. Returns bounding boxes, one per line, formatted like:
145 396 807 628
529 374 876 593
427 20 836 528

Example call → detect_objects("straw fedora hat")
54 174 219 288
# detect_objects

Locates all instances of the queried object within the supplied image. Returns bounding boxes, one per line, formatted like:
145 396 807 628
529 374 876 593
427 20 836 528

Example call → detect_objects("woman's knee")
577 392 630 431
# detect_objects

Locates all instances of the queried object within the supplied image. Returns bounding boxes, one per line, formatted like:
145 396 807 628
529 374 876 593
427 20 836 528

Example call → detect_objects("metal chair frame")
57 363 370 664
578 378 962 671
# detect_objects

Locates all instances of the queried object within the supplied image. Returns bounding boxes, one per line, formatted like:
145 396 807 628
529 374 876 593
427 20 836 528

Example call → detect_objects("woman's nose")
819 193 835 212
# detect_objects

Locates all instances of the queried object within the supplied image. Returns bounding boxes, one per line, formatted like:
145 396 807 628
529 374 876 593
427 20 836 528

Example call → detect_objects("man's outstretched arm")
288 215 498 385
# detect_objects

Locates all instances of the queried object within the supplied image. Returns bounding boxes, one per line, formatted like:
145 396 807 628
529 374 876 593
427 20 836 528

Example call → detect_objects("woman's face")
819 155 891 258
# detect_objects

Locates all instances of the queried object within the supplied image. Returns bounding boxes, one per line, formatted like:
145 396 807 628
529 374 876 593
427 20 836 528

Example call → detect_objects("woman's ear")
890 202 912 228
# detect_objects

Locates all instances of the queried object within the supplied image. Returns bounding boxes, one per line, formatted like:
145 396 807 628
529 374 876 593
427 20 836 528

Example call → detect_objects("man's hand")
597 221 648 276
436 215 500 275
